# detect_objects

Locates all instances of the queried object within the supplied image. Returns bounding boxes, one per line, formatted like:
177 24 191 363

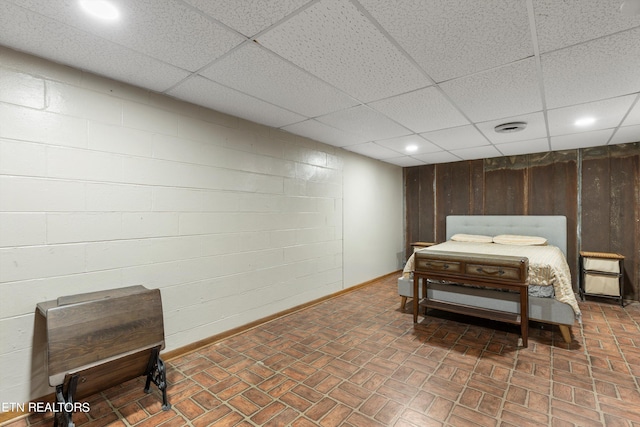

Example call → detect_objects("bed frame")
445 215 567 256
405 215 576 344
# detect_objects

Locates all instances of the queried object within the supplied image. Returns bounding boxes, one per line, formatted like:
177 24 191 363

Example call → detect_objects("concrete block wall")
0 47 404 404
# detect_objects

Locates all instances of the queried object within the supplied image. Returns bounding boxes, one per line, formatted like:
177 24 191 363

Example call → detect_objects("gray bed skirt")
398 276 575 326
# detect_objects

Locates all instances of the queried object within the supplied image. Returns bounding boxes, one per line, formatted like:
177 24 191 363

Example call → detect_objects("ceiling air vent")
494 122 527 133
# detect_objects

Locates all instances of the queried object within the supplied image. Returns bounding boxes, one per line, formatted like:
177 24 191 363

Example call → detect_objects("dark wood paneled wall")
404 142 640 301
581 144 639 300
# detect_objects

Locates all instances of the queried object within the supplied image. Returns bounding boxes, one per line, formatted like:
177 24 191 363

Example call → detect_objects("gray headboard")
446 215 567 256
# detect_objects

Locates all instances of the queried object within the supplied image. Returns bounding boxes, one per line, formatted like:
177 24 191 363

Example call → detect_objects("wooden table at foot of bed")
411 251 530 348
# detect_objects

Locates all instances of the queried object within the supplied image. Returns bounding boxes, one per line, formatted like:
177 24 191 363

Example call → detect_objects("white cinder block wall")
0 47 404 404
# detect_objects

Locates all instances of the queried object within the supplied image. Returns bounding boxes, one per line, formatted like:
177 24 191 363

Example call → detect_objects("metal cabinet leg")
54 374 79 427
144 347 171 411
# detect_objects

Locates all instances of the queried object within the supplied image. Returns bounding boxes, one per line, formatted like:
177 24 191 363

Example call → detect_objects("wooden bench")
36 286 170 427
412 251 530 347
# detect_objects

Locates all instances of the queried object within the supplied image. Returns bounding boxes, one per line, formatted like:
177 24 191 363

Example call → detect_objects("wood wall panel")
484 156 527 215
581 144 639 300
403 142 639 301
470 160 485 215
418 165 435 246
404 165 435 259
610 150 639 300
403 167 423 242
434 161 483 242
404 166 420 257
581 147 612 250
528 151 578 280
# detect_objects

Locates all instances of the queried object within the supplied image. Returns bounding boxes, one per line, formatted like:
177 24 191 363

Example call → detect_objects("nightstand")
410 241 435 252
579 251 624 307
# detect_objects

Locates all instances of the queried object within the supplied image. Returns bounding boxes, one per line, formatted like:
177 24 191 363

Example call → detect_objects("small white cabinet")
579 251 624 307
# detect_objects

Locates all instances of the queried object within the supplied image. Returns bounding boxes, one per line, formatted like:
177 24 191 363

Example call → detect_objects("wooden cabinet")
37 286 171 426
414 251 528 285
579 251 624 306
413 251 530 347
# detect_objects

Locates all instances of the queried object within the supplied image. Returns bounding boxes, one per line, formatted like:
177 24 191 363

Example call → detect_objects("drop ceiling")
1 0 639 166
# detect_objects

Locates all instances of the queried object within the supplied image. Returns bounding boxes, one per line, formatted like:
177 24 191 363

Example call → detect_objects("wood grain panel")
470 160 484 214
70 349 156 400
529 151 578 285
415 251 528 285
484 156 527 215
404 167 420 258
404 165 435 259
581 146 612 250
435 161 479 242
608 144 639 300
44 287 164 380
435 162 456 227
403 142 639 301
418 165 435 244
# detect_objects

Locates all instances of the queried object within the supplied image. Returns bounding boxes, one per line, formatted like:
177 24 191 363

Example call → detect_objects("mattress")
404 240 581 317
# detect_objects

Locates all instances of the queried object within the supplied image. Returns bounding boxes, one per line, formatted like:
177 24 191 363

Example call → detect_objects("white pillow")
493 234 548 246
450 233 493 243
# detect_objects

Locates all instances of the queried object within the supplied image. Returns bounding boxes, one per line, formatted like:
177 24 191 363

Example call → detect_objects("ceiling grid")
0 0 638 166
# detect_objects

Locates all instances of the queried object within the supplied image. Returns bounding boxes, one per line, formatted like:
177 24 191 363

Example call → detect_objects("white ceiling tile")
257 0 429 102
369 87 469 133
3 0 245 72
182 0 312 37
440 58 542 122
542 28 640 109
610 125 640 145
547 95 636 136
360 0 533 81
533 0 640 53
316 106 411 141
168 76 306 128
413 151 462 164
0 2 190 92
105 1 245 71
477 112 547 144
622 97 640 126
550 129 615 151
451 145 503 160
0 0 636 167
420 125 489 150
384 156 427 167
281 119 367 147
495 137 551 156
375 135 441 156
200 43 357 118
343 142 402 159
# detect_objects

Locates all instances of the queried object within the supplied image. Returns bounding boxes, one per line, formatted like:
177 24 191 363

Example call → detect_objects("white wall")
343 152 404 286
0 47 404 405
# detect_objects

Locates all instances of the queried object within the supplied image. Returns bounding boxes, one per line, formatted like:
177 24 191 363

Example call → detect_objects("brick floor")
3 275 639 426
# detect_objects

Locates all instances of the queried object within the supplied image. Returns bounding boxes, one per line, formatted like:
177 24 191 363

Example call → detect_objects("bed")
398 215 581 344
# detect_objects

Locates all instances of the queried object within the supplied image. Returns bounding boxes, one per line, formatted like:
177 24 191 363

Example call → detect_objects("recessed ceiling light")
574 117 596 127
406 144 418 153
79 0 120 21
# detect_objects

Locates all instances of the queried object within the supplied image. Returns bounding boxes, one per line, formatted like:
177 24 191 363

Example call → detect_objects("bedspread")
403 241 581 317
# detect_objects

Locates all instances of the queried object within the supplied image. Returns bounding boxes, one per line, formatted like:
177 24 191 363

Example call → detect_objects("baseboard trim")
162 271 400 361
0 271 400 425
